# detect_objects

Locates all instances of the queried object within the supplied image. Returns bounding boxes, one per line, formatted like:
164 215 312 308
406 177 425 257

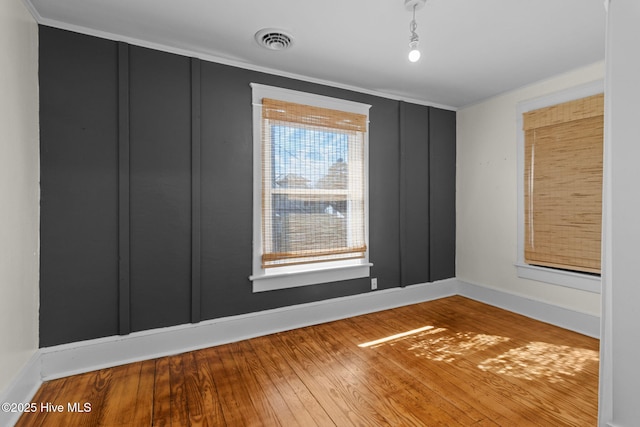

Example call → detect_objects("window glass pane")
269 125 352 259
272 195 347 253
272 125 349 188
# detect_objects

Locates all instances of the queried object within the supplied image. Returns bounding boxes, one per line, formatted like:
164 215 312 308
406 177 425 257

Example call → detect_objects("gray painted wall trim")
190 57 202 323
0 278 599 426
117 41 131 335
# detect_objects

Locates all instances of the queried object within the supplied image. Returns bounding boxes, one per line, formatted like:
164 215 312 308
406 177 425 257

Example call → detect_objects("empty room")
1 0 639 426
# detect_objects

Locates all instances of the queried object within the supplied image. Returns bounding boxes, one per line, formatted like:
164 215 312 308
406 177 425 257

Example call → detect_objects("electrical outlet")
371 277 378 290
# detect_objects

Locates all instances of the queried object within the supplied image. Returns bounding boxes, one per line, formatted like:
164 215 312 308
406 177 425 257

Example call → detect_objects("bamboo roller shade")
261 98 367 268
523 93 604 274
262 98 367 132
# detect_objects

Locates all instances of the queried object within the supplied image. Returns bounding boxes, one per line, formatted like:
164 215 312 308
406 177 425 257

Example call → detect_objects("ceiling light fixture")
405 0 427 63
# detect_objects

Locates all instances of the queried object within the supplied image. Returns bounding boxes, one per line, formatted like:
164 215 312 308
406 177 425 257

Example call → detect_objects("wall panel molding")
191 57 202 323
117 41 131 335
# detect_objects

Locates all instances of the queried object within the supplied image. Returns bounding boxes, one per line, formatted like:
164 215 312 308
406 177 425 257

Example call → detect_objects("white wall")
456 62 604 318
0 0 39 396
599 1 640 425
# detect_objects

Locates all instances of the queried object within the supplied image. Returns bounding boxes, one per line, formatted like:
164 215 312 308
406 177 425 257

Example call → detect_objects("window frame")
516 80 603 293
249 83 372 292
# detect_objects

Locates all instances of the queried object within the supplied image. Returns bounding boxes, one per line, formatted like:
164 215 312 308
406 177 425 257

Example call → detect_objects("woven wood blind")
263 98 367 132
261 98 367 268
523 93 604 274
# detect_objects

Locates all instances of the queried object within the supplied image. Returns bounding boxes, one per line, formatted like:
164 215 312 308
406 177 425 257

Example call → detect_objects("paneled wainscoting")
16 296 598 426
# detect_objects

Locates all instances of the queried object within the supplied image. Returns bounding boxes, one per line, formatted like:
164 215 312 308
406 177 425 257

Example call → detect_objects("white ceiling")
25 0 606 109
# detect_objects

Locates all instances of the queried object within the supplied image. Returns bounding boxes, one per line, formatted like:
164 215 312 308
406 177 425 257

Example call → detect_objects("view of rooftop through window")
269 125 353 255
271 125 350 189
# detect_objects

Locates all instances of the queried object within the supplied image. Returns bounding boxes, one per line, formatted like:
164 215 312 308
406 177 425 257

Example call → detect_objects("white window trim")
516 80 603 294
249 83 372 292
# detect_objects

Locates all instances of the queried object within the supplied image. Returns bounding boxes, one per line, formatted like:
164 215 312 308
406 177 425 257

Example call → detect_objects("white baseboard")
40 279 457 381
456 279 600 338
0 352 42 427
1 277 600 426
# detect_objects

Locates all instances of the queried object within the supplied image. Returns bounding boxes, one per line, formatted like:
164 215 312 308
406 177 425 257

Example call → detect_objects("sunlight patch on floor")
407 329 511 362
359 327 510 361
358 326 598 384
478 341 599 383
358 325 435 348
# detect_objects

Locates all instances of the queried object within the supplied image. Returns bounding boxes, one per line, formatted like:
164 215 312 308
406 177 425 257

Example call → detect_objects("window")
524 93 604 273
250 84 371 292
516 81 603 293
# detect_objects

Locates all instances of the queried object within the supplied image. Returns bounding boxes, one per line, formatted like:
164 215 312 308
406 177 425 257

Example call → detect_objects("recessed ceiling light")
255 28 294 51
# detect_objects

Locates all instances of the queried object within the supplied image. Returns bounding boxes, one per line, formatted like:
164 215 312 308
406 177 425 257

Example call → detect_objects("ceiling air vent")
255 28 293 51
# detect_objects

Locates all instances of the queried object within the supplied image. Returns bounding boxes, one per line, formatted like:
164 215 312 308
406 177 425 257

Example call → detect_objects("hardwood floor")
16 296 599 426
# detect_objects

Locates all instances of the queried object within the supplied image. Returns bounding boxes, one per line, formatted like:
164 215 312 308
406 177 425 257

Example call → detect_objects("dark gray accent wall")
429 107 457 281
128 46 193 332
39 29 120 345
400 102 431 286
38 26 456 347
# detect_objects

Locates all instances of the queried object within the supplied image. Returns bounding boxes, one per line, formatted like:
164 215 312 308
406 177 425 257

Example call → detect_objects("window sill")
515 263 601 294
250 262 372 293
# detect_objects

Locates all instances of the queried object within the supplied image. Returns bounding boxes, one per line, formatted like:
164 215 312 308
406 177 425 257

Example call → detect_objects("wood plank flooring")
15 296 599 426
